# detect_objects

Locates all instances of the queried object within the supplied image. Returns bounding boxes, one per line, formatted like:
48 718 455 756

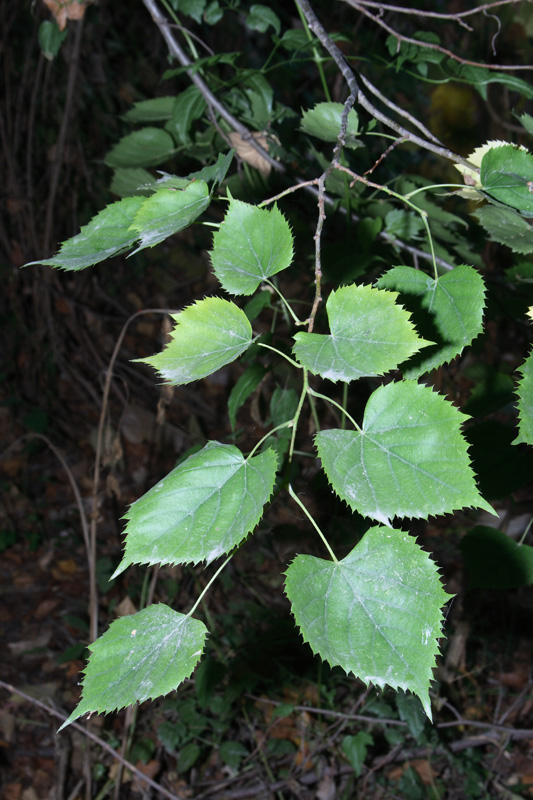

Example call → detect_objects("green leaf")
342 732 373 776
210 199 293 295
315 381 494 526
301 102 361 149
385 209 425 242
376 265 486 379
292 284 430 382
228 363 267 430
167 86 207 145
515 347 533 446
168 0 206 23
38 20 67 60
480 145 533 215
139 297 254 385
475 204 533 254
461 526 533 589
110 168 157 198
113 442 277 574
129 181 210 251
105 128 176 168
246 4 281 36
204 1 223 25
219 741 248 770
25 197 144 271
396 691 426 740
187 150 234 188
58 604 207 730
519 112 533 136
123 97 176 123
285 527 451 719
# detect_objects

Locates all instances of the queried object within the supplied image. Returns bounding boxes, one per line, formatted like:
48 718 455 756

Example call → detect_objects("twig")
350 1 533 72
247 694 408 727
0 680 186 800
89 307 179 642
140 0 284 174
348 0 525 24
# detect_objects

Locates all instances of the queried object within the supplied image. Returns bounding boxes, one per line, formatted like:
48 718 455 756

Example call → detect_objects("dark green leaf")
342 732 373 776
461 526 533 588
105 128 176 168
169 0 206 23
301 102 360 149
110 168 156 198
123 97 175 123
481 145 533 215
168 86 207 145
129 181 210 251
228 363 267 429
475 205 533 254
38 20 67 60
246 4 281 36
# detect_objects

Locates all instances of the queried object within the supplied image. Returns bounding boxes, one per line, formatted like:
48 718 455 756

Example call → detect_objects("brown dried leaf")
228 131 274 177
42 0 91 31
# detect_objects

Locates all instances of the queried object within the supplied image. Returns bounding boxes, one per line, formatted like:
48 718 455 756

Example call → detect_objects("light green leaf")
292 284 430 382
25 197 145 271
228 363 267 430
112 442 277 574
123 97 175 123
285 527 451 719
315 381 494 526
129 181 210 251
515 347 533 446
461 526 533 589
480 145 533 215
167 86 207 145
105 128 176 168
139 297 254 385
59 604 206 730
110 168 156 198
376 264 486 379
210 199 293 295
246 4 281 36
475 205 533 254
301 102 360 149
38 20 67 60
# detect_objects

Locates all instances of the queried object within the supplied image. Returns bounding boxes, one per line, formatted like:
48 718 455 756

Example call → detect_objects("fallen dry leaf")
228 131 276 177
42 0 90 31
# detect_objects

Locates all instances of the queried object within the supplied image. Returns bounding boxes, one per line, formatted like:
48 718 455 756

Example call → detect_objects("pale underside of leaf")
376 264 486 379
113 442 278 574
316 381 494 526
285 527 452 719
293 283 430 382
139 297 253 385
59 604 206 730
25 196 145 271
129 181 211 252
210 199 293 295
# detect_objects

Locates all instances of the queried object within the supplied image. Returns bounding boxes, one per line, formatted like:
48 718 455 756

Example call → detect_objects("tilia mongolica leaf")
515 346 533 446
316 381 494 527
139 297 254 385
210 198 293 295
59 604 206 730
376 265 486 379
285 527 452 719
112 442 278 575
292 284 431 382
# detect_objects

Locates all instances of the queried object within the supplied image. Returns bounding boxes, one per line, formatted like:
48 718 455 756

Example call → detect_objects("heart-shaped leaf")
285 526 451 719
293 284 430 382
316 381 494 525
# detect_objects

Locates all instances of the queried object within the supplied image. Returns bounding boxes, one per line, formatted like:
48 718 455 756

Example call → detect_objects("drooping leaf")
123 97 176 123
315 381 494 526
376 264 486 379
293 284 430 382
105 128 176 168
139 297 254 385
25 197 145 271
285 526 451 719
300 102 361 149
38 20 67 60
112 442 277 574
210 199 293 295
475 205 533 254
59 604 207 730
245 4 281 36
167 86 207 145
461 526 533 589
129 181 210 251
480 145 533 215
515 347 533 446
228 363 267 430
341 732 373 776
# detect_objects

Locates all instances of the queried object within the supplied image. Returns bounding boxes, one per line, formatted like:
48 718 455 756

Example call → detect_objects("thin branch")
295 0 476 170
140 0 284 173
351 1 533 72
0 681 186 800
348 0 525 24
